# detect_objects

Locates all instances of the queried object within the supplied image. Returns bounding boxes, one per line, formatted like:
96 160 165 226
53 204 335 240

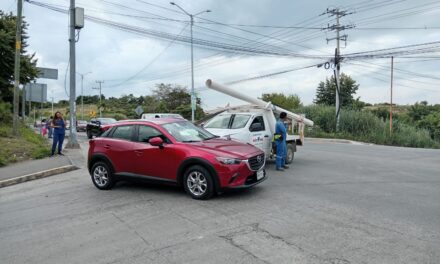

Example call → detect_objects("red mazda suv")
88 119 266 199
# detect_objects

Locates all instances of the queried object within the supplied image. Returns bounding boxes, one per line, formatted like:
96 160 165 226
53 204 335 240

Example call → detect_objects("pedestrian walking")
274 112 289 171
47 116 53 138
50 112 66 157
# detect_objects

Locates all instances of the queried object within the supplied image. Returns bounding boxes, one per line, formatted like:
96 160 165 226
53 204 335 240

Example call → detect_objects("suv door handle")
104 144 111 149
264 135 269 138
134 150 143 156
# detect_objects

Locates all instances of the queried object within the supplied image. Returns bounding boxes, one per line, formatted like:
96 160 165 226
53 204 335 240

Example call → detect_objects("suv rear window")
111 125 133 141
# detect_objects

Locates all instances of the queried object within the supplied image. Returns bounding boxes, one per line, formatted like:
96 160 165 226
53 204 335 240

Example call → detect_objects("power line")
106 23 189 87
26 0 332 59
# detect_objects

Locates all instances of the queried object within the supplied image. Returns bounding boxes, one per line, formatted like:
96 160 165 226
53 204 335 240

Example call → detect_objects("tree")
314 73 359 107
152 83 205 119
153 83 191 110
0 11 38 103
261 93 302 110
408 101 432 122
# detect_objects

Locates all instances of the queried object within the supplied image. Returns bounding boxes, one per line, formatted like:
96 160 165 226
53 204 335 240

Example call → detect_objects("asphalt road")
0 140 439 264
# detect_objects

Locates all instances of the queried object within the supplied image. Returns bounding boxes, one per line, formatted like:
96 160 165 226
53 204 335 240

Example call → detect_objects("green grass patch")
0 124 51 167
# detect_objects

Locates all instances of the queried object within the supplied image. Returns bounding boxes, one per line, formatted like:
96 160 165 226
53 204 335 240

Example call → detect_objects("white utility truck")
203 79 314 164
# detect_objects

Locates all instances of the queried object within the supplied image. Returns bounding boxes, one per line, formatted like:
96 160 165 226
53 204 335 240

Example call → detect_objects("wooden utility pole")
390 56 394 134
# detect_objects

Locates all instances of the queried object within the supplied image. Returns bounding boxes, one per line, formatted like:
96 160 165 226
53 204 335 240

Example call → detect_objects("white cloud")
1 0 439 108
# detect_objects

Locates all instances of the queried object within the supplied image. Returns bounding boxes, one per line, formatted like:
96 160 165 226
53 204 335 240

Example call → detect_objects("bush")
0 102 12 124
111 113 127 120
296 105 440 149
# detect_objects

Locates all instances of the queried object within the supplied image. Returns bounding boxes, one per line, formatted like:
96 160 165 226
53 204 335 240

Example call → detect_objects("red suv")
88 119 266 199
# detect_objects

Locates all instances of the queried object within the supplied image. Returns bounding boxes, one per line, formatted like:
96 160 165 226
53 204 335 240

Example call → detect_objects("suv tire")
183 165 214 200
91 161 115 190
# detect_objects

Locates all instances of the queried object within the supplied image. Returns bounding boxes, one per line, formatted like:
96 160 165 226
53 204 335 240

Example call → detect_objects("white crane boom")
205 79 314 126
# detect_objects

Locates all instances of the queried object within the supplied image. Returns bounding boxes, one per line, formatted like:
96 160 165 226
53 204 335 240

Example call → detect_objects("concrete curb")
305 137 371 145
0 165 78 188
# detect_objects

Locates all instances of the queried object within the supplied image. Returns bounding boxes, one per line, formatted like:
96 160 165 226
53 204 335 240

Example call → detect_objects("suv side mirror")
149 137 164 149
250 123 263 132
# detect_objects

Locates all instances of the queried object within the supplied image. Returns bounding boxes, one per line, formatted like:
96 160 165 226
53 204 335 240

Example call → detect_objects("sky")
1 0 440 110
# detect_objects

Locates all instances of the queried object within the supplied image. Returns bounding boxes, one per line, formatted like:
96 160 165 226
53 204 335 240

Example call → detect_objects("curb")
305 137 370 145
0 165 78 188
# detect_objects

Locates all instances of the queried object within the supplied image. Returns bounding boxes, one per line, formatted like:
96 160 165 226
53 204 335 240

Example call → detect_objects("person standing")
47 116 53 138
50 112 66 156
274 112 289 171
41 119 48 137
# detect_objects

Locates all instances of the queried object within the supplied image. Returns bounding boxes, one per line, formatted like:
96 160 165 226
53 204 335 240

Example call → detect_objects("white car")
141 113 184 119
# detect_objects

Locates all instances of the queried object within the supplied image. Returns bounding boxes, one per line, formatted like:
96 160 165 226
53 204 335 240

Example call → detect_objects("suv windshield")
204 114 251 129
162 121 215 142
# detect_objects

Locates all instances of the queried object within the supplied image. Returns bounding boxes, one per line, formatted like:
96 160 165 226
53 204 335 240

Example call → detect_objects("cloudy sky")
2 0 440 109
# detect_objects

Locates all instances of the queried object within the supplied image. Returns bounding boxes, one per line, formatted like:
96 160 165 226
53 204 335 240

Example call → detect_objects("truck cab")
203 106 297 164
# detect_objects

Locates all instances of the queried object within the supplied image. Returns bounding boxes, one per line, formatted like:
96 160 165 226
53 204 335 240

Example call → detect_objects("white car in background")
141 113 184 119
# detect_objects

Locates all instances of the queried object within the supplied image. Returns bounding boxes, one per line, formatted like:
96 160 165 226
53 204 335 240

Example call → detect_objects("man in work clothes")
275 112 289 171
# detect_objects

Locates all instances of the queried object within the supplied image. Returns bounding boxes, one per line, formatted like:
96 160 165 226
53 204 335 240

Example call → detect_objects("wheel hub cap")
93 166 108 187
187 171 207 196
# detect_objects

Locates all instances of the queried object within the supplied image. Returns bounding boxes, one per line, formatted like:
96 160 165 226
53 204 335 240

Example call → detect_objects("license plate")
257 170 264 180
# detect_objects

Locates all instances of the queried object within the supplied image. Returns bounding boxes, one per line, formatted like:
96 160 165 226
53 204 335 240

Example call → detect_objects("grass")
0 124 51 167
298 105 440 149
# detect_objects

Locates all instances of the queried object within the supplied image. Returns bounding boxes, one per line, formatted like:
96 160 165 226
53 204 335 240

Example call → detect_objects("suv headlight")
216 157 242 165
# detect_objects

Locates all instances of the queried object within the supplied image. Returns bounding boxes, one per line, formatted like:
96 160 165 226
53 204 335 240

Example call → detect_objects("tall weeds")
296 105 439 148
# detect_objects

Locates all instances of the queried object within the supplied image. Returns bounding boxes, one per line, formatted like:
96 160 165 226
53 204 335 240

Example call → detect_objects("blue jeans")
275 140 287 169
52 133 65 155
48 127 53 138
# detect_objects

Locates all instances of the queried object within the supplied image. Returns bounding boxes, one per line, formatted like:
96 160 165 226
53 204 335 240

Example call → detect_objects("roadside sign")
135 106 143 116
36 67 58 80
25 83 47 103
90 111 96 118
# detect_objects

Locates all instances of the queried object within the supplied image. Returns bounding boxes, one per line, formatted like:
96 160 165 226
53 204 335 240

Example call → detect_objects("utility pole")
22 85 26 119
13 0 23 135
77 71 91 120
390 56 394 134
66 0 79 148
170 2 211 123
94 81 104 117
51 89 54 116
323 8 354 131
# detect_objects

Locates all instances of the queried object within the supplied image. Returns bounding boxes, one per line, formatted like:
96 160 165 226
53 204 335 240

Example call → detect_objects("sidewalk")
0 143 86 188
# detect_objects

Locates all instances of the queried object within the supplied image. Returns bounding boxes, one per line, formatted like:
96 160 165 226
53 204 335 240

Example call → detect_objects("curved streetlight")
170 2 211 122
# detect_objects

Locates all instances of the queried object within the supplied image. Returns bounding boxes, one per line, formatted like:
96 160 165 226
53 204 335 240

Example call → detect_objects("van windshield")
204 114 251 129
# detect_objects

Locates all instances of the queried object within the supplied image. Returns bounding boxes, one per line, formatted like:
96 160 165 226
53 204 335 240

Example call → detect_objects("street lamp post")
170 2 211 122
76 71 92 120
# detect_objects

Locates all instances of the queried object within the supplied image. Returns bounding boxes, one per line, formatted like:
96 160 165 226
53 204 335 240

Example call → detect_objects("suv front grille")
248 154 265 171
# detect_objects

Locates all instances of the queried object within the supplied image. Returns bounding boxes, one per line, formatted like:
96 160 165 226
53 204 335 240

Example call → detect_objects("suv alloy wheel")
91 161 115 190
183 165 214 200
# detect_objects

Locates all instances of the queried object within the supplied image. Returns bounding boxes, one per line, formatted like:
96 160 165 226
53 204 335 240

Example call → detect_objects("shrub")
111 113 127 120
0 102 12 124
295 105 440 149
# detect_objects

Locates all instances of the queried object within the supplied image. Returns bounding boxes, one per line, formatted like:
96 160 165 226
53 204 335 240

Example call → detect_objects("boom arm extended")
205 79 314 126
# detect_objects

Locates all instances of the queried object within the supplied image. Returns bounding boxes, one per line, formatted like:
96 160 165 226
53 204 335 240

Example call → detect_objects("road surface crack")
111 212 150 247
